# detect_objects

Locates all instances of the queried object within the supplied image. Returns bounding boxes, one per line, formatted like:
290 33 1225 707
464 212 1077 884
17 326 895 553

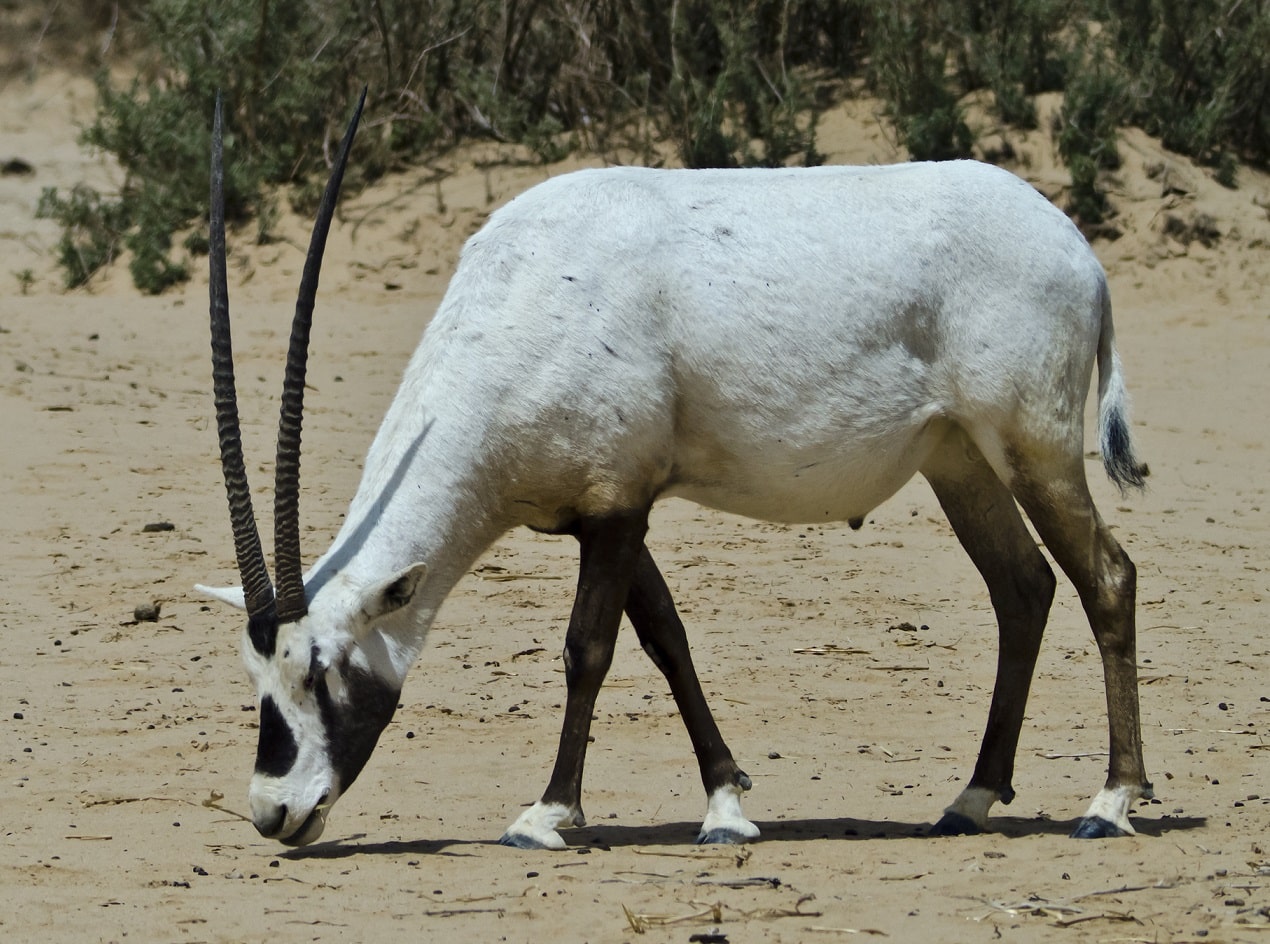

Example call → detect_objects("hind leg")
624 546 758 844
922 430 1058 835
1011 460 1152 838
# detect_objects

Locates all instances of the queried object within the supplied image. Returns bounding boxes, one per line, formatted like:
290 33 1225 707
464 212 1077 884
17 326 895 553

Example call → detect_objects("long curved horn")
209 92 276 621
272 88 367 625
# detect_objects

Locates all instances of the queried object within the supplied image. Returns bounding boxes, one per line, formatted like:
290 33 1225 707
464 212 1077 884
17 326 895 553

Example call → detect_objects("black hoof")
1070 816 1129 839
498 831 552 849
929 811 983 837
696 828 753 846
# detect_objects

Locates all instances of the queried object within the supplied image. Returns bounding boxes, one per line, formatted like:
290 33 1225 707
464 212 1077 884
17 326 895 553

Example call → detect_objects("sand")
2 71 1268 943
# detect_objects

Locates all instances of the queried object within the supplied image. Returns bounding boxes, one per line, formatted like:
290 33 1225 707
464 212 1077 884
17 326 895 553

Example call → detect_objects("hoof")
498 831 555 850
929 811 983 837
1070 816 1130 839
696 827 754 846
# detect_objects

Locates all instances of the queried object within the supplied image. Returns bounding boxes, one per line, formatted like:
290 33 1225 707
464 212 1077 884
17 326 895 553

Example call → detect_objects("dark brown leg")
625 546 757 843
1011 466 1152 838
499 510 648 849
923 431 1057 835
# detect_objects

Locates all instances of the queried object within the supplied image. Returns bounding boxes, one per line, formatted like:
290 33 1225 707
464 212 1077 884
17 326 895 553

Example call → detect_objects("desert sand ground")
2 72 1268 943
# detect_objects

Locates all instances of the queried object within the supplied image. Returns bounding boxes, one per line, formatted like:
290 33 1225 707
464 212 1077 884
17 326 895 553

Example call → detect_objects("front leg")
499 511 648 849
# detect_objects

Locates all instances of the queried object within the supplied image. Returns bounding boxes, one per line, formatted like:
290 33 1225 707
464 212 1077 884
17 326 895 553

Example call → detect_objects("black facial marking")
255 695 299 777
247 606 279 657
314 665 399 793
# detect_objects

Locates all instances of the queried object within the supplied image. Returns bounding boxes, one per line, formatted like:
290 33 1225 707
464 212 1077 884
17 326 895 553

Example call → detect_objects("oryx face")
202 565 427 845
240 613 400 846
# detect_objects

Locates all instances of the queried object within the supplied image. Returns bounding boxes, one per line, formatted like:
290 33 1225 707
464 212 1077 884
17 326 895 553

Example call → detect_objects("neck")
303 406 508 680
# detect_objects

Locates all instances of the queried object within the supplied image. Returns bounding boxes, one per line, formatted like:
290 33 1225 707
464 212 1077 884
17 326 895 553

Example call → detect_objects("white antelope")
199 92 1151 849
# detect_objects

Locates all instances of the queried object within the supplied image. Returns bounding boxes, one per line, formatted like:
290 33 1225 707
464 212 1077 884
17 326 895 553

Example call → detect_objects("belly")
665 412 949 524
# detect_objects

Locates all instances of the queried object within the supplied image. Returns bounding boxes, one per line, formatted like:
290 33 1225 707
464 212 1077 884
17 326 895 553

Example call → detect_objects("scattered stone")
1 157 34 176
134 602 161 622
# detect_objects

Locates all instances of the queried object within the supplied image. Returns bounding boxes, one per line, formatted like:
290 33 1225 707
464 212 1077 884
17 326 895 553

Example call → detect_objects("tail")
1095 281 1148 492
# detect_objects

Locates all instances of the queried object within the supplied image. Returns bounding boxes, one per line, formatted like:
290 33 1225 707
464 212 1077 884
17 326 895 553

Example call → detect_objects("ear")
357 563 429 628
195 583 248 611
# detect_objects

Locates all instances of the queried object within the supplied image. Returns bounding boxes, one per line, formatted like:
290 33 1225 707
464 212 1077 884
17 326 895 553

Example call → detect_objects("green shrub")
948 0 1073 128
665 0 822 168
40 0 840 289
1054 40 1127 224
37 0 361 291
36 184 129 289
32 0 1270 289
1100 0 1270 168
865 2 973 161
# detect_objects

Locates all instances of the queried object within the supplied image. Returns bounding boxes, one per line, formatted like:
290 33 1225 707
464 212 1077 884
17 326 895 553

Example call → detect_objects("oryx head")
198 90 417 846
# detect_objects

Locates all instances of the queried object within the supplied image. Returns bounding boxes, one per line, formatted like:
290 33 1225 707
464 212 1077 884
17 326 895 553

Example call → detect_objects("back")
416 161 1108 524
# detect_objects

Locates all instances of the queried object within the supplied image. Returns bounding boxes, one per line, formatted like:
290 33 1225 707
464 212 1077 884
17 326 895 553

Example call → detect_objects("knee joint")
563 637 613 683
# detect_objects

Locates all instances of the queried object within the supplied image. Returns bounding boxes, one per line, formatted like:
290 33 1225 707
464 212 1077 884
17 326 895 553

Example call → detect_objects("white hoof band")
499 801 580 850
1073 785 1140 838
697 785 760 845
937 785 999 833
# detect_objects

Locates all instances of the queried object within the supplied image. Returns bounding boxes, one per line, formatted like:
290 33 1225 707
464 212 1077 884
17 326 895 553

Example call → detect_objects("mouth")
278 793 330 847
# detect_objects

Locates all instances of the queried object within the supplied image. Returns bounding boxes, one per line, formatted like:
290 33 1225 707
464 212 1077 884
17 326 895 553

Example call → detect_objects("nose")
248 788 332 845
252 803 288 838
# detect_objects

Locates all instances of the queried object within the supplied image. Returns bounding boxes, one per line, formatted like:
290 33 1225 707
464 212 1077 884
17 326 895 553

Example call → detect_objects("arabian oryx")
198 91 1151 850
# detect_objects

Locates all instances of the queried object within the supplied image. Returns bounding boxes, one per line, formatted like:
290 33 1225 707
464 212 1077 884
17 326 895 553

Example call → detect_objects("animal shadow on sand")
283 812 1205 860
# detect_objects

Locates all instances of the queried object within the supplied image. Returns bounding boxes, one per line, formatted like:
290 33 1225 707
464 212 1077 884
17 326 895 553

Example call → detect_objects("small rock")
142 521 176 533
1 157 35 176
135 602 161 622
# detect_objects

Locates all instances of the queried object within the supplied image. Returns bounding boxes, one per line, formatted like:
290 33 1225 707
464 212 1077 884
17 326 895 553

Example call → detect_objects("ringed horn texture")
208 88 367 640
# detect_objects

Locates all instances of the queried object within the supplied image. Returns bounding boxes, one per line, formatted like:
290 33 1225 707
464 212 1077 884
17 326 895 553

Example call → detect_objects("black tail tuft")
1102 407 1148 492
